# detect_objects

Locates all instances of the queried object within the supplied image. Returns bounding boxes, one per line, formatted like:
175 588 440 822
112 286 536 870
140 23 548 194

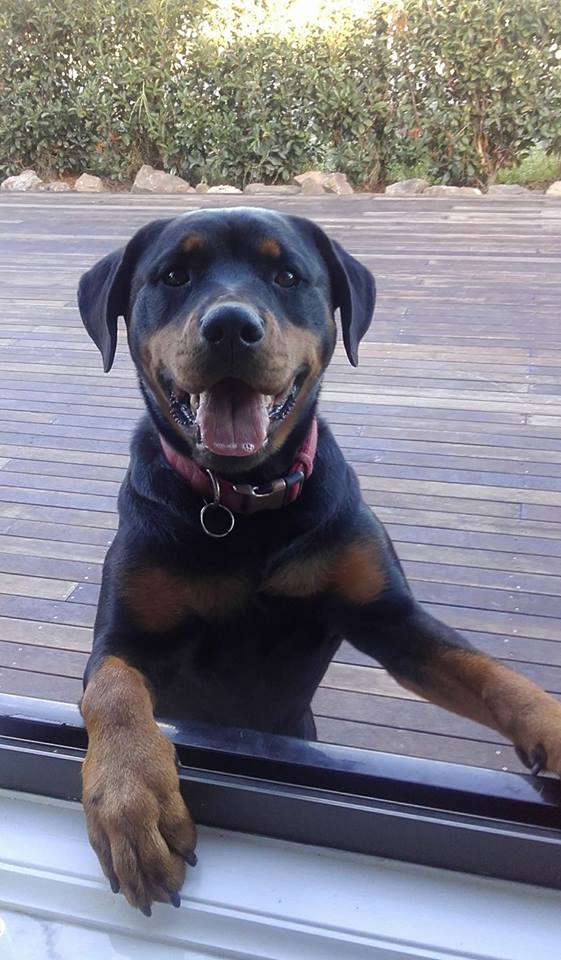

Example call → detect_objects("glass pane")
1 191 559 796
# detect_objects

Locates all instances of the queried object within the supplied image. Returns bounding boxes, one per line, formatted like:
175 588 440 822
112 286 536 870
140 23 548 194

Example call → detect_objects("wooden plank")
327 653 561 696
0 572 77 601
0 665 81 702
395 541 561 577
314 687 507 743
2 458 126 483
1 519 114 547
323 662 421 701
0 502 117 530
389 523 561 558
412 580 561 619
0 552 101 583
423 602 561 645
0 594 95 628
0 469 122 497
314 716 521 770
365 490 519 519
401 559 561 597
0 616 91 651
0 444 127 467
361 474 561 507
0 639 86 678
0 485 117 512
0 534 106 562
377 507 561 541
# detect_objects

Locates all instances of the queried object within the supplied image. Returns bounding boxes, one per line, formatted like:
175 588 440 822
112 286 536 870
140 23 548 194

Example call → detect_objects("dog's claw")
185 850 198 867
170 891 181 908
530 744 547 776
140 904 152 918
109 876 120 894
517 743 546 776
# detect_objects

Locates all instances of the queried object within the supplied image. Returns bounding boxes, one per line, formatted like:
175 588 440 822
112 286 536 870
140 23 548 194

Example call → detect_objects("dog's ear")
77 218 170 372
327 237 376 366
317 233 376 367
294 218 376 366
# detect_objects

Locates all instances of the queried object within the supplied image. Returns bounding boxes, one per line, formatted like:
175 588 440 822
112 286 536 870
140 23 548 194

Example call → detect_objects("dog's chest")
121 553 332 631
158 604 339 731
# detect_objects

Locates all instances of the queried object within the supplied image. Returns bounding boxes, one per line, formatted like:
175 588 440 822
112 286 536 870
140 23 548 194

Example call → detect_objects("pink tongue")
198 380 269 457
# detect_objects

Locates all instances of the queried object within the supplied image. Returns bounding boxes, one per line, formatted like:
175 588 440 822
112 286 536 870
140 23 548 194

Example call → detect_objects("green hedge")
0 0 559 188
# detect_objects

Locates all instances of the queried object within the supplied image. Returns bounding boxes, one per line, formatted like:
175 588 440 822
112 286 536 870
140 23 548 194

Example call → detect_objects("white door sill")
0 788 559 959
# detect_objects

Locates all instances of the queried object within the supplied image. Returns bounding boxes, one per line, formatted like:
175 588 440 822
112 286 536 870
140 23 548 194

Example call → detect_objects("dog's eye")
162 267 190 287
274 269 299 288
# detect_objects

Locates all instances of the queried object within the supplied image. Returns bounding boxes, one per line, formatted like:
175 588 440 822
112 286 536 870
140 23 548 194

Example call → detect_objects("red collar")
160 418 318 520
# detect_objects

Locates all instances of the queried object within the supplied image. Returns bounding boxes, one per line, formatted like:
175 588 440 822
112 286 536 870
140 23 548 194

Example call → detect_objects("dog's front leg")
344 594 561 776
81 655 197 914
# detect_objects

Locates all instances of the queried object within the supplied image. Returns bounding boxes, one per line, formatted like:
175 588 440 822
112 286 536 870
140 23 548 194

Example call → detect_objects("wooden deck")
0 191 560 773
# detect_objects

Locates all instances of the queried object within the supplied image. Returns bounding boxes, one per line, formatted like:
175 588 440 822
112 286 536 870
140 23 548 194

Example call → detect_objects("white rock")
75 173 104 193
423 185 481 197
1 169 43 192
300 178 327 195
324 173 354 195
488 183 535 196
207 184 242 194
131 164 194 194
47 181 72 192
243 182 300 195
294 170 329 187
385 178 428 196
294 170 353 196
546 180 561 197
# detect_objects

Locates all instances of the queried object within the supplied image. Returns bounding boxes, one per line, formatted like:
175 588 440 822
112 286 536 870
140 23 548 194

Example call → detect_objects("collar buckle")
232 470 305 515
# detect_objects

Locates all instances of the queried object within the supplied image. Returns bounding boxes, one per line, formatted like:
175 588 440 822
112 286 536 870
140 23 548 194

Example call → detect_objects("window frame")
1 690 561 891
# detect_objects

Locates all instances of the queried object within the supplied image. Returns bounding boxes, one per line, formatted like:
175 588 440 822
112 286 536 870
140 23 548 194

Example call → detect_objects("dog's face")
78 208 375 474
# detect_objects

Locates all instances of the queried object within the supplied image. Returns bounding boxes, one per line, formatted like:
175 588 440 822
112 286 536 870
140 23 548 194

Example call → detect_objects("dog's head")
78 208 375 474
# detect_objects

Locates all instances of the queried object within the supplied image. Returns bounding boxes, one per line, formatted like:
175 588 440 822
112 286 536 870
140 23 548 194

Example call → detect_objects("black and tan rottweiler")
77 207 561 914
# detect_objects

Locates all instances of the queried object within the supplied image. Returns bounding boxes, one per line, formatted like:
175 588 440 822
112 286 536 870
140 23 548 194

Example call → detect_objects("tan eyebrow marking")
258 238 281 258
182 234 204 253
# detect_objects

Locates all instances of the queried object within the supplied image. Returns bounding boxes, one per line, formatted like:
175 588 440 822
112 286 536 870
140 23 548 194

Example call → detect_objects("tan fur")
265 539 385 603
265 326 324 453
182 234 204 253
332 541 386 604
122 566 248 630
396 647 561 772
81 657 196 911
139 324 192 434
265 552 336 597
142 303 325 449
258 238 281 258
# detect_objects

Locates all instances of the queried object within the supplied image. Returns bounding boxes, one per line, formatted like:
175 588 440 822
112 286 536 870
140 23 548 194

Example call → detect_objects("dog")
77 206 561 914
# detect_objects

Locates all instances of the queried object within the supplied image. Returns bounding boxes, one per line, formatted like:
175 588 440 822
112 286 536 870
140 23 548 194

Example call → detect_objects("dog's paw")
82 727 196 914
512 698 561 779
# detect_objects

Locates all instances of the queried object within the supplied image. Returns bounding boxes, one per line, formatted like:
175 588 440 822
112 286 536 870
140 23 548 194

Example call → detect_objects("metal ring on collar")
200 501 235 538
200 469 235 537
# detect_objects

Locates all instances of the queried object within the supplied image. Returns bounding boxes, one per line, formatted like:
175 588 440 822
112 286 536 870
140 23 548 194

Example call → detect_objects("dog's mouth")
168 373 304 458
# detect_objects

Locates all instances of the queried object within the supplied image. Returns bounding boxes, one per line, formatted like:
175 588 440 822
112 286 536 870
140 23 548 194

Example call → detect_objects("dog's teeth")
190 394 200 414
169 388 197 427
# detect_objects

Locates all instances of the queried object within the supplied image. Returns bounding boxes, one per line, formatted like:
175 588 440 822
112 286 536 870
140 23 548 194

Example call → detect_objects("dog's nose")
200 303 264 348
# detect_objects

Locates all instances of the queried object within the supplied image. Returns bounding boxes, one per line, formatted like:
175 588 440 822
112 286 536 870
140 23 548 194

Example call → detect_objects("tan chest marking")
264 539 385 604
122 567 248 631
